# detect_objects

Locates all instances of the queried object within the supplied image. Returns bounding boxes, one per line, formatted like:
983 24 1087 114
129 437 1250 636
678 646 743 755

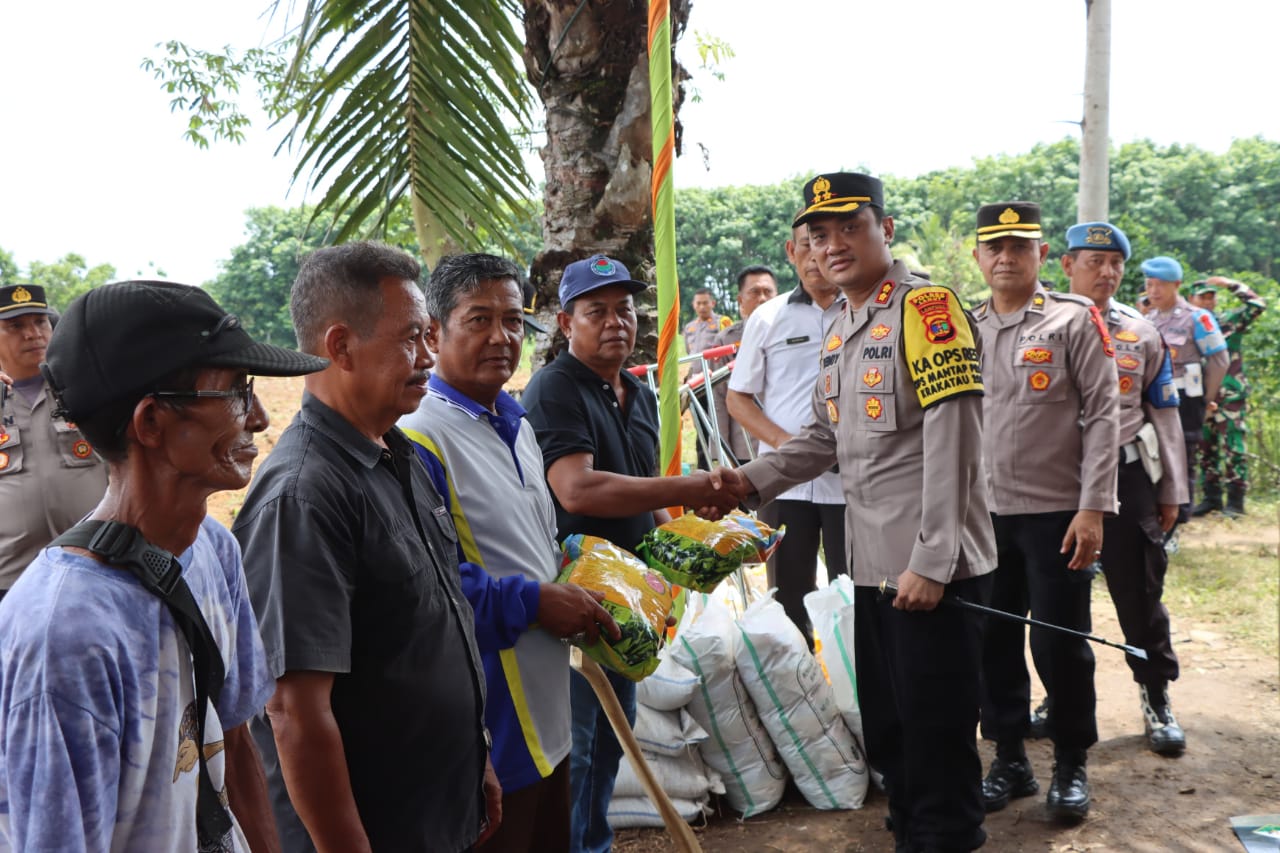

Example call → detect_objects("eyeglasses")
150 377 255 415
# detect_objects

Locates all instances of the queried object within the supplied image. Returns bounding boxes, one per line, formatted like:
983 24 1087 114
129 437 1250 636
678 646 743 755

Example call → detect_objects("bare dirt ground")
613 514 1280 853
220 378 1279 853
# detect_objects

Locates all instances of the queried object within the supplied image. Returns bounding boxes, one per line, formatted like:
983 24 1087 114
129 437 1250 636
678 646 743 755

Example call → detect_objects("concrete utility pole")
1078 0 1112 221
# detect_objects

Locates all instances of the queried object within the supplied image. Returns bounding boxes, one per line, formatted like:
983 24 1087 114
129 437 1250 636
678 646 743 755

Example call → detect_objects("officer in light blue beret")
1140 254 1229 525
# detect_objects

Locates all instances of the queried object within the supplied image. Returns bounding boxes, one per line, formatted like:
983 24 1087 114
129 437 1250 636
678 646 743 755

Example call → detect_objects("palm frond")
282 0 534 259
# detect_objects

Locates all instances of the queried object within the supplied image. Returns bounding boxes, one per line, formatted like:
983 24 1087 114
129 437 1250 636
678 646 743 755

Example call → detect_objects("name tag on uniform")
785 336 810 345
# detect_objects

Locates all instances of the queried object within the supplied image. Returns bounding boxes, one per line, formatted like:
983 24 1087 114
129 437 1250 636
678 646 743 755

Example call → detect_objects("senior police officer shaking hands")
714 172 997 853
1063 223 1188 756
0 284 107 599
970 203 1119 822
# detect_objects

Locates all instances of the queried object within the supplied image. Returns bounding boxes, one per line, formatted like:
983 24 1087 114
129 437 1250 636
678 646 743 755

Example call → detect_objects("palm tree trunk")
523 0 691 365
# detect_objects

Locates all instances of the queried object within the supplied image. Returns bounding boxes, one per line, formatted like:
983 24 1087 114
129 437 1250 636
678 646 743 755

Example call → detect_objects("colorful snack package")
557 534 675 681
637 511 785 592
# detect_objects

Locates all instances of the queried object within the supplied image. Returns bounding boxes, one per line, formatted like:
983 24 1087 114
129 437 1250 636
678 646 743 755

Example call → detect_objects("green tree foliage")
675 181 800 320
145 0 534 260
0 249 116 310
670 137 1280 320
206 204 420 346
0 248 18 283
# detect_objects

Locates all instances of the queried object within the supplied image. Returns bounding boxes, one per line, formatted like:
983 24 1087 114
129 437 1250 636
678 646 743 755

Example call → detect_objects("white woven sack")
632 703 707 758
613 746 724 801
607 794 709 830
736 594 868 810
803 574 865 742
636 653 702 711
668 599 787 817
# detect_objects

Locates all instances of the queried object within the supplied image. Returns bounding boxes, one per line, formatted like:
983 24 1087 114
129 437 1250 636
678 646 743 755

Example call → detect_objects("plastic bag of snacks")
638 511 784 592
557 534 675 681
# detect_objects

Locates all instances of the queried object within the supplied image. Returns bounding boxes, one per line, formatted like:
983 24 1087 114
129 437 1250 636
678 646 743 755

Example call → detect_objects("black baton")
878 580 1148 661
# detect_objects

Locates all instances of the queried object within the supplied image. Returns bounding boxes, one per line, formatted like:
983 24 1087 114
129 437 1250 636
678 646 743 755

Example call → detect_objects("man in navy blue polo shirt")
522 254 736 853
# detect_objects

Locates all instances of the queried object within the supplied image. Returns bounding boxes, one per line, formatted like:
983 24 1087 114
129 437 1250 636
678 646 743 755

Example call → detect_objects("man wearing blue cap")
1142 257 1228 520
520 254 738 853
1065 224 1188 756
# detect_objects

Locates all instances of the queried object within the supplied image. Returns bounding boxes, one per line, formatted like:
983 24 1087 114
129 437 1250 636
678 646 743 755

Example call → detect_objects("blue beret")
1065 222 1131 260
1140 256 1184 282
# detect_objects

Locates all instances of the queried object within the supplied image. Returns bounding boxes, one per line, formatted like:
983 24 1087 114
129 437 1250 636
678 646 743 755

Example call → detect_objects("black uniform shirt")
522 351 660 553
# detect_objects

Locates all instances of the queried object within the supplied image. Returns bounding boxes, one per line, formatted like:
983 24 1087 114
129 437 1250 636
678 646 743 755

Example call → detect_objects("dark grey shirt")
233 391 487 852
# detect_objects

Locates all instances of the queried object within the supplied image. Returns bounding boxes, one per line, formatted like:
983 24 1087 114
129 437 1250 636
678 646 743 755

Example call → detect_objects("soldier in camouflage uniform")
1190 277 1267 517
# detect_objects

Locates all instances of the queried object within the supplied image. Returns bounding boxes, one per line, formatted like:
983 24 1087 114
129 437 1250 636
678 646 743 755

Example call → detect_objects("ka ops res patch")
902 285 984 409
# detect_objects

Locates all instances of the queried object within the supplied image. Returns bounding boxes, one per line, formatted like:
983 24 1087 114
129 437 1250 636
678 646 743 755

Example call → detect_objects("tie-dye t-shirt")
0 516 274 852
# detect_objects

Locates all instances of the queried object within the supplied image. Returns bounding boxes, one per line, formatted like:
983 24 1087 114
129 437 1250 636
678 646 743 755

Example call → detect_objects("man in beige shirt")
0 284 106 599
970 202 1119 822
716 172 996 853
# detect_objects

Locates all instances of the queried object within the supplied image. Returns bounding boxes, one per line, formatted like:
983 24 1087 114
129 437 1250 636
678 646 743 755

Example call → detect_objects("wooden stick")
571 650 703 852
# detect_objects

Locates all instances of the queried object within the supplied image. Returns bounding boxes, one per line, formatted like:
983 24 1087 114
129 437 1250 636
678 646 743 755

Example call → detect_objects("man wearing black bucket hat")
0 279 327 850
0 283 107 599
713 173 998 853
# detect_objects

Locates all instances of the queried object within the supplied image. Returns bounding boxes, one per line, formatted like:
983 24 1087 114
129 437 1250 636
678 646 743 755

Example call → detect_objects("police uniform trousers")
759 500 846 642
981 512 1097 753
1101 460 1179 688
856 574 992 853
1178 396 1207 508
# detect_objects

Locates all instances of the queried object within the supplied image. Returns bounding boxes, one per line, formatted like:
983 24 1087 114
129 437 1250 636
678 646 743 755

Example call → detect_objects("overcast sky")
2 0 1277 284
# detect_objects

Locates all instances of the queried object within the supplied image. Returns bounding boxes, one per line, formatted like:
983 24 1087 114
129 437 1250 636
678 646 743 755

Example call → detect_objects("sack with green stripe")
735 593 868 810
803 574 865 747
667 599 787 817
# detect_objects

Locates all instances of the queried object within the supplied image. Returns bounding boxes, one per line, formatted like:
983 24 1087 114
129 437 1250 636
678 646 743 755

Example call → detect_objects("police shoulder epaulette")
1110 300 1144 321
1046 291 1095 308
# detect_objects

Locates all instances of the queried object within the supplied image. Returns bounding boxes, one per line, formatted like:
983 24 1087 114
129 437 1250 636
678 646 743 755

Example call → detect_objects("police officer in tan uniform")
970 203 1119 822
0 284 107 599
1063 223 1187 756
715 172 996 853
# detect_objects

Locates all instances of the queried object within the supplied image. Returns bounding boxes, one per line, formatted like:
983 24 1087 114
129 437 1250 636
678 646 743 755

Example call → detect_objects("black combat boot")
1141 684 1187 756
1028 698 1050 739
1224 485 1246 518
981 756 1038 812
1191 484 1222 517
1045 749 1090 821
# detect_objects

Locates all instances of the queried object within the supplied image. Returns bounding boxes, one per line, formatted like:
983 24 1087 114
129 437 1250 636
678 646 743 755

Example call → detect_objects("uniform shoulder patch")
1087 304 1116 357
718 315 732 330
901 285 984 410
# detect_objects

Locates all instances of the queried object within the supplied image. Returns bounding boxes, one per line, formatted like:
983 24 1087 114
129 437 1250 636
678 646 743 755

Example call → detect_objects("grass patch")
1159 497 1279 656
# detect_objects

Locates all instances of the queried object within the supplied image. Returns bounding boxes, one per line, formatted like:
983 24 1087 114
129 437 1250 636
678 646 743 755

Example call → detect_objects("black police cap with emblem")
793 172 885 228
976 202 1043 242
521 277 548 334
0 284 57 320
